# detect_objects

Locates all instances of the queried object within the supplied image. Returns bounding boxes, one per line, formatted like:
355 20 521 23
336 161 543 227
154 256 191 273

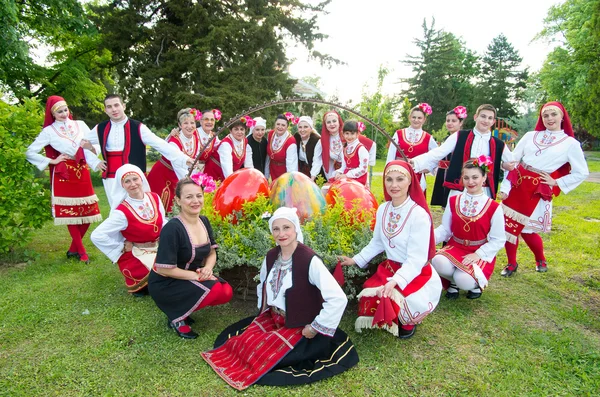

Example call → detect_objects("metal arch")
188 97 408 176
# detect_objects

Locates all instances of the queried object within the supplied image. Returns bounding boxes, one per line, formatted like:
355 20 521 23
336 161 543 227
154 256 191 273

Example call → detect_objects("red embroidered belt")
521 161 545 175
451 237 487 246
271 159 285 166
159 158 173 171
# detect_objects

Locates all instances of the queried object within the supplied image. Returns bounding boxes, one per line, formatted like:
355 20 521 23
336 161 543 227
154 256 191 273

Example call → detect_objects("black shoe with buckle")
501 263 518 277
536 260 548 273
445 284 459 299
466 289 482 299
170 320 198 339
398 325 416 339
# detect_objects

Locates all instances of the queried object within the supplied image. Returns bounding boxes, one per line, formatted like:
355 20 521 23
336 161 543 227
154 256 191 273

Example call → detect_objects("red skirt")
52 159 102 226
147 159 178 213
117 251 151 293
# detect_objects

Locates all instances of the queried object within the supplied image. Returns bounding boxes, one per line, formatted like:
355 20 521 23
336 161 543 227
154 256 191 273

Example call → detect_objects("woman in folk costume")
147 108 202 213
204 116 254 182
386 103 438 192
432 157 506 299
499 102 588 276
294 115 324 181
265 113 298 181
91 165 165 296
321 110 345 181
247 116 268 174
339 161 442 339
26 95 102 264
202 207 358 390
149 175 232 339
334 120 370 186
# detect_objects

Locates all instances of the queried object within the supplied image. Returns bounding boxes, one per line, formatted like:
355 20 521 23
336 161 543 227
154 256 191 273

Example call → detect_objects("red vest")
343 142 368 185
160 130 200 169
395 129 431 159
117 192 164 243
267 130 295 180
204 135 247 182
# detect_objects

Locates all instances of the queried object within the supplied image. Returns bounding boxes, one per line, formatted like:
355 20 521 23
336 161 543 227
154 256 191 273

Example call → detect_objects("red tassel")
333 261 345 286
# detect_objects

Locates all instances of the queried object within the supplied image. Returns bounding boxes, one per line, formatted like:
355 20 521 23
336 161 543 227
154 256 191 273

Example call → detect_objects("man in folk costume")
386 103 438 192
26 95 103 264
499 102 588 276
294 115 324 181
86 94 193 206
340 161 442 338
204 117 254 182
246 116 268 174
265 113 298 181
411 104 514 203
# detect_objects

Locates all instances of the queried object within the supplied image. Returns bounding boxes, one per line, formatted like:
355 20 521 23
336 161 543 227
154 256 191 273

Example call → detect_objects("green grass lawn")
1 163 599 396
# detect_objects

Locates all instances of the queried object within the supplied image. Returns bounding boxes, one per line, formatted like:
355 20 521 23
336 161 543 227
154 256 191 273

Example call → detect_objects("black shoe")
398 325 416 339
536 260 548 273
501 263 518 277
445 284 459 299
66 251 80 260
131 287 148 297
466 290 482 299
171 320 198 339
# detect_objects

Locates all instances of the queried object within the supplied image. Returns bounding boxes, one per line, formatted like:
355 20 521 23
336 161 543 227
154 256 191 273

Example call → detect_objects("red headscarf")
43 95 72 127
320 110 345 173
534 101 574 137
383 160 436 260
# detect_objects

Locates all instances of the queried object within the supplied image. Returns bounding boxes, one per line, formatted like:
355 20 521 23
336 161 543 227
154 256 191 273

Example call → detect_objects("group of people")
27 94 589 390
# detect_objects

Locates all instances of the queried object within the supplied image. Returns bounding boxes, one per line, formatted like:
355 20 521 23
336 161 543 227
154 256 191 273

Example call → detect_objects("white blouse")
217 135 254 178
256 255 348 337
91 193 166 263
353 197 432 290
434 192 506 262
337 139 369 179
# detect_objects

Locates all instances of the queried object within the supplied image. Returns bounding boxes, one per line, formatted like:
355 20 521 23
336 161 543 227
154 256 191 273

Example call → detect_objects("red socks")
67 225 86 256
521 233 546 262
505 240 519 264
195 282 233 311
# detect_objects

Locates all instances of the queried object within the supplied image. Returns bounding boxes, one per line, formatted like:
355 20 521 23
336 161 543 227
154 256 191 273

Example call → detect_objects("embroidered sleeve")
311 320 336 337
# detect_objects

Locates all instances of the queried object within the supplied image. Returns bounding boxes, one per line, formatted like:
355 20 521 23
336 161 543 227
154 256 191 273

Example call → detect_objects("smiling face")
445 114 463 133
122 173 144 199
231 125 246 141
409 110 426 130
542 109 562 131
274 119 288 135
474 109 495 133
343 129 358 144
104 97 126 122
252 126 266 141
325 113 340 135
179 116 196 138
201 111 215 133
384 170 410 202
175 182 204 217
461 167 486 195
271 218 297 249
297 121 312 139
52 105 70 122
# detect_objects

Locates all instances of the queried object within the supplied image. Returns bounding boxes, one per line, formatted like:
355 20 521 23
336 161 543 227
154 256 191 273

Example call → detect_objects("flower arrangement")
453 105 468 120
190 108 202 121
357 121 366 133
418 102 433 116
190 172 216 193
474 155 493 174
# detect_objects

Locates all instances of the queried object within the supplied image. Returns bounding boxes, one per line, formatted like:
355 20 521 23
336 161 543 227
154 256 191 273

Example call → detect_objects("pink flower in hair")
284 111 295 121
474 155 493 174
418 103 433 115
453 105 467 119
292 117 300 125
357 122 366 133
190 108 202 121
190 172 216 193
246 117 256 128
212 109 222 121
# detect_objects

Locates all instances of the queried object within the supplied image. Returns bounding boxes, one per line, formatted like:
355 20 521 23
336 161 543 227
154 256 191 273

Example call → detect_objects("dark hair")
475 104 497 118
175 177 203 198
342 120 359 133
275 114 289 124
229 119 247 130
104 94 123 105
462 160 487 176
410 106 426 117
446 109 465 121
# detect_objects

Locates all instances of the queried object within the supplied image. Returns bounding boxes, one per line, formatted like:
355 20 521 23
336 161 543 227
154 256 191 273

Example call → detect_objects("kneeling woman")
148 174 232 339
92 164 164 295
431 157 506 299
340 161 442 339
202 207 358 390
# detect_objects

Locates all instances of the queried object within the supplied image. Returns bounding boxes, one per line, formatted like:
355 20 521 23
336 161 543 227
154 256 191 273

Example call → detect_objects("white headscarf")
298 116 313 130
110 164 151 211
249 117 267 136
268 206 304 244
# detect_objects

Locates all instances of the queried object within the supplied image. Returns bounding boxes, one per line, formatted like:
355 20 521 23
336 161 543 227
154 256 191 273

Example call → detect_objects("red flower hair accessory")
240 115 256 127
418 103 433 115
284 111 295 122
190 108 202 121
190 172 216 193
357 121 366 133
453 106 467 120
474 155 493 174
212 109 222 121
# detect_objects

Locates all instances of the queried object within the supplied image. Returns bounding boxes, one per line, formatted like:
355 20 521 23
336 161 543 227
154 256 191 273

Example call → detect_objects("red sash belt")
104 151 125 178
451 237 487 247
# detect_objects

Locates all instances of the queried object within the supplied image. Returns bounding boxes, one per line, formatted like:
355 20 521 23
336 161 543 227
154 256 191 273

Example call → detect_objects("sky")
287 0 563 103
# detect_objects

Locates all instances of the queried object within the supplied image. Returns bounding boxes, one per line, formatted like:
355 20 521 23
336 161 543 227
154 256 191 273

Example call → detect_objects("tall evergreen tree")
472 34 528 119
402 18 478 131
92 0 336 128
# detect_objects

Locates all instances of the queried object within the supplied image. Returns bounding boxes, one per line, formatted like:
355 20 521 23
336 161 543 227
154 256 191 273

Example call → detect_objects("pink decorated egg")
213 168 270 223
270 172 326 222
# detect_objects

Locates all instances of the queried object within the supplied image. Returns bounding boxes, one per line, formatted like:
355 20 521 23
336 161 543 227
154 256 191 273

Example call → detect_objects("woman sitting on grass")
201 206 358 390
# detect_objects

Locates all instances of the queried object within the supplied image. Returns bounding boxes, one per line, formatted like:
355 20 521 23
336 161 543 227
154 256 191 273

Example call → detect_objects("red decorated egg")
213 168 270 223
270 172 326 222
325 179 378 229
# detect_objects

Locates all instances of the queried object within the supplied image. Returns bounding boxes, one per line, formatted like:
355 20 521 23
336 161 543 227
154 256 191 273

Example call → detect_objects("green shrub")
202 192 382 298
0 99 53 255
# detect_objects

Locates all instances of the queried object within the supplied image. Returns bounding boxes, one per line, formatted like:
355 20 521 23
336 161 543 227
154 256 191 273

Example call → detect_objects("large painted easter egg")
325 179 378 228
213 168 270 223
270 172 326 222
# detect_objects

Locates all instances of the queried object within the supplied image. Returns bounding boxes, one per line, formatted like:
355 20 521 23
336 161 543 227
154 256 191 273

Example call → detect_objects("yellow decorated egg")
270 172 326 222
